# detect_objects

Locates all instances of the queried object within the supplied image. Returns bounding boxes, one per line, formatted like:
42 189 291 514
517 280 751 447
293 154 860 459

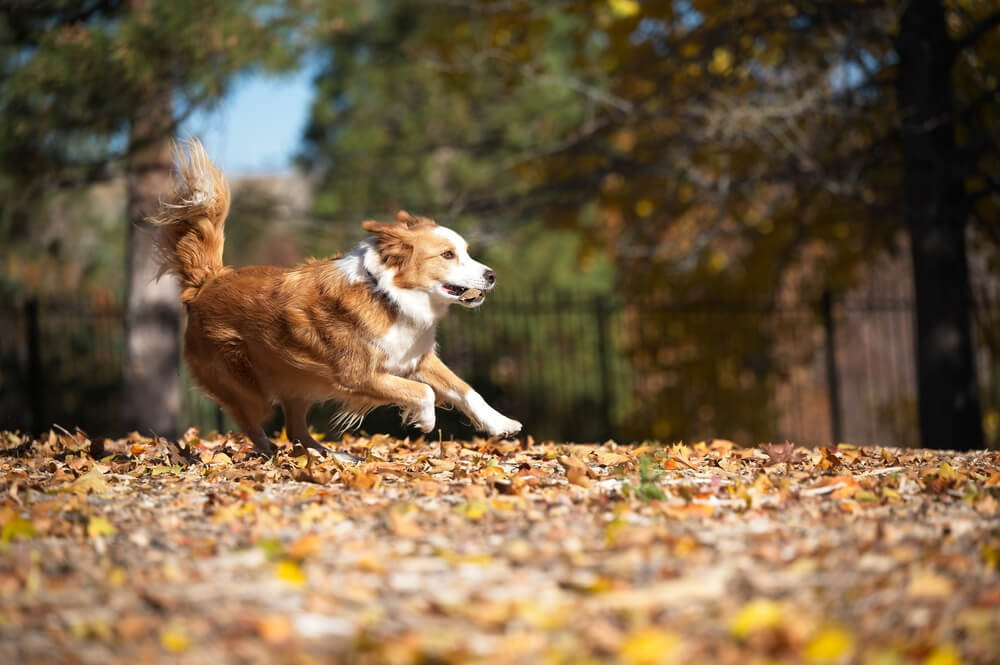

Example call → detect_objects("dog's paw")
415 387 436 433
485 415 522 438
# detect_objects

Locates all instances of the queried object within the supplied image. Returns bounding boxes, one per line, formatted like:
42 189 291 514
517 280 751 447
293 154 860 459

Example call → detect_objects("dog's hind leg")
189 354 276 455
281 398 328 455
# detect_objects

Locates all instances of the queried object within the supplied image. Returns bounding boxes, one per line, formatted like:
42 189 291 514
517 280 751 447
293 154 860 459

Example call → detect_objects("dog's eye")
441 250 456 260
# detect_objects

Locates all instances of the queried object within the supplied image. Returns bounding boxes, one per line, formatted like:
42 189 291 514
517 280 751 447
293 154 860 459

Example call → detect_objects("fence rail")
2 292 998 447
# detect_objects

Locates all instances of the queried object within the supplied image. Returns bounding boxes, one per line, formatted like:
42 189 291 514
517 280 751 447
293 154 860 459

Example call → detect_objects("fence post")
822 289 843 444
594 297 614 441
24 298 43 435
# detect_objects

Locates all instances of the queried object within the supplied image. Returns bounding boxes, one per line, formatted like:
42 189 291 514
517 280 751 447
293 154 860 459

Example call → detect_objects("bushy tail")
150 138 230 304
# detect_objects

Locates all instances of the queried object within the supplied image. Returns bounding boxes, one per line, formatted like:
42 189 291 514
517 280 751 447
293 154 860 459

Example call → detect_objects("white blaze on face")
434 226 493 291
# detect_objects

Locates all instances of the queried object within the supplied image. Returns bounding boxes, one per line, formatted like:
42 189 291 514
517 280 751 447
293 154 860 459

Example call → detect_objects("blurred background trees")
1 0 303 437
1 0 998 448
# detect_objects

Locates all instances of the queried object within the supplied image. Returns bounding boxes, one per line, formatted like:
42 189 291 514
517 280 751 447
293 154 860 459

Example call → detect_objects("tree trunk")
121 92 181 438
896 0 983 450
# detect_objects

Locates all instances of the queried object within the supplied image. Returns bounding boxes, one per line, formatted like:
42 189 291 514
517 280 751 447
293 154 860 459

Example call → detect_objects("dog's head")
362 211 495 308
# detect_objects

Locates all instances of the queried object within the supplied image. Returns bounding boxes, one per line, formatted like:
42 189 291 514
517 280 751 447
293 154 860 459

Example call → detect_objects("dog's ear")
363 220 392 234
362 219 413 270
396 210 437 229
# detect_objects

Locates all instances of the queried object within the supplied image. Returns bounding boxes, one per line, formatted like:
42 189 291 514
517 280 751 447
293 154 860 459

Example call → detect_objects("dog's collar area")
362 264 379 288
360 264 400 315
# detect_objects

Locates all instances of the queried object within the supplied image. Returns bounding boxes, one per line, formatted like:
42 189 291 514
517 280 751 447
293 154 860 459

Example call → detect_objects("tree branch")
951 10 1000 60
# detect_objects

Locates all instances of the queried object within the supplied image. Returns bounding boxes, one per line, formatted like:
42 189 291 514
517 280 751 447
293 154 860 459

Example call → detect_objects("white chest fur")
375 320 437 376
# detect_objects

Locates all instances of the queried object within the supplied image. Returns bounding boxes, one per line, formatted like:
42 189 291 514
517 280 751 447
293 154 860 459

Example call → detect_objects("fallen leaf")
159 623 190 653
730 598 785 638
256 615 293 644
762 441 797 465
567 465 594 488
619 628 681 665
275 560 306 588
805 626 854 664
816 447 841 471
341 468 380 490
287 534 322 559
87 515 117 538
923 644 962 665
908 571 954 598
61 469 109 496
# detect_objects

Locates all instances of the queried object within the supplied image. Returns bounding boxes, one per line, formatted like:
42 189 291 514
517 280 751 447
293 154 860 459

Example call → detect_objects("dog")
151 139 522 456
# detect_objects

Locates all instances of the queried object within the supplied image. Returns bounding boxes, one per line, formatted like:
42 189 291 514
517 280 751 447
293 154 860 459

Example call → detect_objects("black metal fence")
2 292 998 447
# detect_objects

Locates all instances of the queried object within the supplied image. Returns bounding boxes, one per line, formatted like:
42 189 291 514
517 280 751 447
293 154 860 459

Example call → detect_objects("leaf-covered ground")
1 430 998 665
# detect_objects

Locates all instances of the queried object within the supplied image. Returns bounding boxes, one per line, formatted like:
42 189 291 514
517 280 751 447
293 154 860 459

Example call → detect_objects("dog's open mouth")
442 284 485 304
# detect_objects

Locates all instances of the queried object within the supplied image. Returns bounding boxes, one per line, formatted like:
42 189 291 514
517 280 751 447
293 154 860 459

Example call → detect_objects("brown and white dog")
151 139 521 456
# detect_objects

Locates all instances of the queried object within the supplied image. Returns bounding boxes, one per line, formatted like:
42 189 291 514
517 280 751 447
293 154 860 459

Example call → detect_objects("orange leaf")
567 465 594 488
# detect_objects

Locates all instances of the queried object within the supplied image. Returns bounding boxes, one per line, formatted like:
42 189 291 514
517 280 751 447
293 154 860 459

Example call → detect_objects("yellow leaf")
805 627 854 664
924 645 962 665
709 47 733 74
159 623 190 653
275 560 306 588
1 518 37 542
459 501 488 520
620 628 680 665
608 0 640 18
729 598 784 638
150 465 183 476
936 462 960 480
635 199 654 218
87 515 117 538
62 469 109 495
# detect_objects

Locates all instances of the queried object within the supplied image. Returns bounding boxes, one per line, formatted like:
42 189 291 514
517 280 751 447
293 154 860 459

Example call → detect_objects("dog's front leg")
416 353 522 437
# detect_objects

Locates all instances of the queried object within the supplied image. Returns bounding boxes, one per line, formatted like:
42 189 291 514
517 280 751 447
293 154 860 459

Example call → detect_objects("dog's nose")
484 269 496 285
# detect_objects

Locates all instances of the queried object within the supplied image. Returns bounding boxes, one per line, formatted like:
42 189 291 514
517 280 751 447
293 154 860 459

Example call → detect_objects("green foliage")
635 454 666 502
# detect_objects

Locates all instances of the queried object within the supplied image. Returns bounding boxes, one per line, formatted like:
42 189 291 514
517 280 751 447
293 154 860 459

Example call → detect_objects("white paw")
484 414 522 437
415 387 436 432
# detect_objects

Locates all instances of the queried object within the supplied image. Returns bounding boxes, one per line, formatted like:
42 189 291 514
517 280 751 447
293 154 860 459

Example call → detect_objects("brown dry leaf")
288 534 322 559
974 494 998 516
567 465 594 488
256 615 293 644
341 468 380 490
830 475 862 499
717 456 742 473
389 505 422 537
591 450 633 467
427 458 456 472
462 484 487 501
559 455 596 479
908 571 955 598
413 480 443 496
761 442 797 465
816 447 842 471
373 461 407 475
61 469 110 496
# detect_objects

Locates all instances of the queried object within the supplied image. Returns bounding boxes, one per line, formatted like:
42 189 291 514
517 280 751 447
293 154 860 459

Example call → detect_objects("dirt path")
1 431 998 664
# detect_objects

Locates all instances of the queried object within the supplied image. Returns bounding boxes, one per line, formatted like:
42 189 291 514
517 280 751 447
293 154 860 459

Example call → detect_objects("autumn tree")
1 0 302 437
302 0 999 447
